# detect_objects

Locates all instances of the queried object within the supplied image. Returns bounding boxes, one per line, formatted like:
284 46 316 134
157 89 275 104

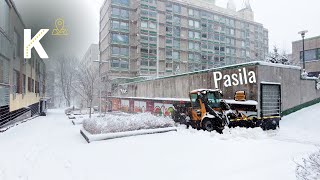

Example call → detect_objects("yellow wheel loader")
172 89 280 133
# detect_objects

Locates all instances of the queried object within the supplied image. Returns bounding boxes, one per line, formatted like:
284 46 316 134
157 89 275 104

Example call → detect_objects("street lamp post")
94 57 109 117
298 30 308 70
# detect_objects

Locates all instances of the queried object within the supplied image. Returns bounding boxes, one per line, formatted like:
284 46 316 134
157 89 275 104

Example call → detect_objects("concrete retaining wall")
118 62 320 112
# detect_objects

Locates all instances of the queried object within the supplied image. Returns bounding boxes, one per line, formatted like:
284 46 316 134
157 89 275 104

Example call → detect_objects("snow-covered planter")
83 113 175 135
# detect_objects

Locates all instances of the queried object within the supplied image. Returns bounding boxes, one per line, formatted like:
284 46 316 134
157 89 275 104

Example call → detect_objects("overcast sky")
216 0 320 53
14 0 320 60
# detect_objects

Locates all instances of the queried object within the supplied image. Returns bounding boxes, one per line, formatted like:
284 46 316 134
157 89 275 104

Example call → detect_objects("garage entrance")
260 83 281 117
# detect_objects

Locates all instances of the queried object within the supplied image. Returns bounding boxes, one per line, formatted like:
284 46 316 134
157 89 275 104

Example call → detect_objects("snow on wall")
83 113 175 134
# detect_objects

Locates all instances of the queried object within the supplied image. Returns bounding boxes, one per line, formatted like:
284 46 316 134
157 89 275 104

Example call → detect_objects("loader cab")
189 89 223 109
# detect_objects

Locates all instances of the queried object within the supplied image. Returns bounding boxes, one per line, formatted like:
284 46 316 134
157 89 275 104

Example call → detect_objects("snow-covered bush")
296 150 320 180
83 113 175 134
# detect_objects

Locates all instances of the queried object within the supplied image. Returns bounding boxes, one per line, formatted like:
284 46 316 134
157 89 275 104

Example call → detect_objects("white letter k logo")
24 29 49 59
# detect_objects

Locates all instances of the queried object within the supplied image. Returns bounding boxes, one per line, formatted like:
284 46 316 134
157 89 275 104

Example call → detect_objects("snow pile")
83 113 174 134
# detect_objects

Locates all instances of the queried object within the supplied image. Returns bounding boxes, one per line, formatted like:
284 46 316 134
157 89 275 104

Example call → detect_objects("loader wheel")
202 120 214 132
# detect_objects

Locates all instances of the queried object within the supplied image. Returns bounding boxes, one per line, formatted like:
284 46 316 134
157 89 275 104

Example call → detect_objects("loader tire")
202 120 214 132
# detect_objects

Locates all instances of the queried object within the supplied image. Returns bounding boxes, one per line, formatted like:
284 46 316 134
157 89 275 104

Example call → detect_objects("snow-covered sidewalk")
0 104 319 180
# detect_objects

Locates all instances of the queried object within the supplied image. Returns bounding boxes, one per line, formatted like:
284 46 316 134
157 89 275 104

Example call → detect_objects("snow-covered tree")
73 60 99 118
54 56 78 107
296 150 320 180
266 46 292 65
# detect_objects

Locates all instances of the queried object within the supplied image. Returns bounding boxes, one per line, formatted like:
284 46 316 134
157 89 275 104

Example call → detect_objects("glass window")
0 0 10 33
112 34 129 44
194 21 200 29
194 10 200 18
121 9 129 18
141 60 148 66
194 32 200 39
149 21 156 29
120 60 129 69
173 27 180 37
189 20 194 27
141 21 148 28
194 43 200 50
188 9 194 16
301 49 317 61
149 11 157 17
173 51 180 59
111 60 120 67
188 31 193 38
188 42 194 49
173 16 180 24
112 8 120 16
173 39 180 48
112 21 120 29
120 22 128 30
188 53 194 60
173 4 181 14
14 31 21 57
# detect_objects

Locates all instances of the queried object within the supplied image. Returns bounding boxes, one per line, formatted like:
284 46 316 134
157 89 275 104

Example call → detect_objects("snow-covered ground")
0 103 320 180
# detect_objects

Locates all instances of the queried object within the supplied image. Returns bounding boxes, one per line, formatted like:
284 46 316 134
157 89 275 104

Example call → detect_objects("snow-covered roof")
120 61 301 86
190 89 221 93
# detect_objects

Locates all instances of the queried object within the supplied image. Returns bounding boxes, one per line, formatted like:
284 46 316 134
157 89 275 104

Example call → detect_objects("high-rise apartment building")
99 0 268 80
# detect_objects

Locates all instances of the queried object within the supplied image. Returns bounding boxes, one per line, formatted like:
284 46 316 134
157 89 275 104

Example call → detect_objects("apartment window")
14 31 21 58
13 70 21 93
246 50 250 57
141 48 148 54
173 27 180 37
112 21 128 30
111 59 120 68
188 41 194 49
201 33 207 39
112 0 129 5
112 34 129 44
173 51 180 60
173 4 181 14
220 47 225 52
120 60 129 69
241 41 245 47
188 9 194 16
188 20 200 29
188 31 193 38
194 32 200 39
173 39 180 49
149 21 156 29
112 8 129 19
0 0 10 33
300 49 318 61
22 74 26 94
28 77 32 92
201 42 207 49
230 19 235 27
230 29 235 36
188 53 194 60
149 60 156 67
173 16 180 24
31 79 35 93
141 59 148 66
166 38 172 44
141 21 148 28
112 47 129 56
194 42 200 50
166 50 172 58
214 33 219 41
